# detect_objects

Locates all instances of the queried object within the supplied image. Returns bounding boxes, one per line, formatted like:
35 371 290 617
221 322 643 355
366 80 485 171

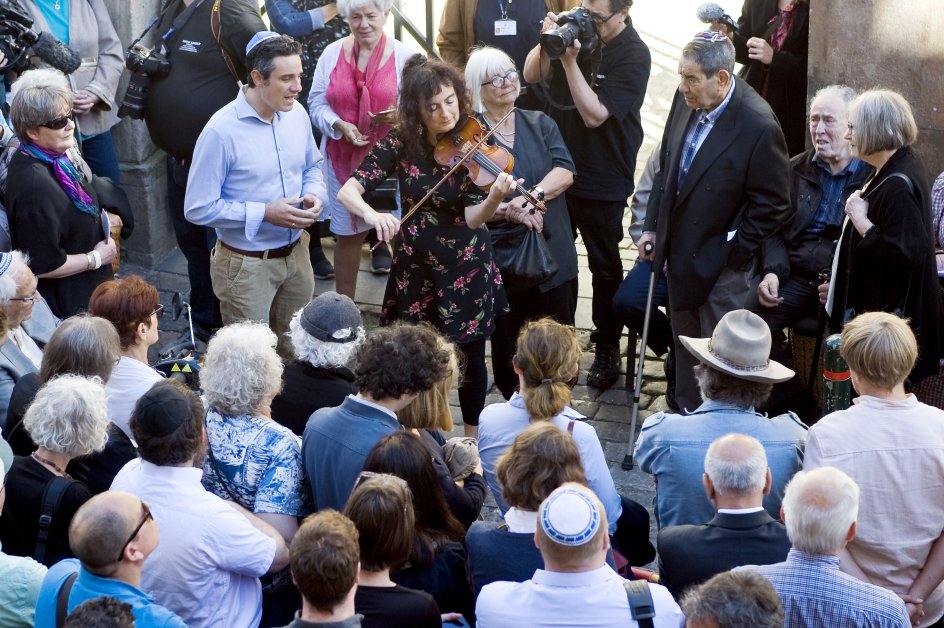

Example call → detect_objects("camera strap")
161 0 210 52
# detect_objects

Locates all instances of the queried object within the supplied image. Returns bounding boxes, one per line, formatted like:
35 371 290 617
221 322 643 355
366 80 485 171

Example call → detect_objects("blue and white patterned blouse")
201 407 313 517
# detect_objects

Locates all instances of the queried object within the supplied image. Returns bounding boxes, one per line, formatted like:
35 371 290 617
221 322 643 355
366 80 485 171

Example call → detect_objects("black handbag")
489 222 558 295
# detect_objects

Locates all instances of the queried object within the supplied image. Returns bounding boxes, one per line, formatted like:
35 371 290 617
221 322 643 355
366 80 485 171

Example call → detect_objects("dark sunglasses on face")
40 112 75 130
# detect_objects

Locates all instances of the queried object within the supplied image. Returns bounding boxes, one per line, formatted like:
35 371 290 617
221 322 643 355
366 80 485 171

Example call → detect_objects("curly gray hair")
23 374 110 458
201 322 284 417
288 310 364 368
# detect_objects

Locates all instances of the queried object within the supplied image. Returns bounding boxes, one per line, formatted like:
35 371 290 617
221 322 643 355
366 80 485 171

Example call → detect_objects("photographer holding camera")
130 0 265 347
523 0 650 390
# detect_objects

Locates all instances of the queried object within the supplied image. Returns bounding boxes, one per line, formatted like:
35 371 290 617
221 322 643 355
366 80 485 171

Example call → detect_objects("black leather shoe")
371 241 392 274
587 344 621 390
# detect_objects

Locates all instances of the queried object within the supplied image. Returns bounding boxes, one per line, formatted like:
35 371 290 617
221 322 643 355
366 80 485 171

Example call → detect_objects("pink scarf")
760 1 799 98
326 34 398 183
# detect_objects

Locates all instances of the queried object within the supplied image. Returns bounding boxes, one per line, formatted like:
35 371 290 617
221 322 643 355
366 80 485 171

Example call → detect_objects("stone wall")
102 0 174 267
808 0 944 179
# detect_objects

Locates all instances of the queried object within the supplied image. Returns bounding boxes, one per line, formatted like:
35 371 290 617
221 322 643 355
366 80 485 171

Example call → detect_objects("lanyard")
497 0 512 20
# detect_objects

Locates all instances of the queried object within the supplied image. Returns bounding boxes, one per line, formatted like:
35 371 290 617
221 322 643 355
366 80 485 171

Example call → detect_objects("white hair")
338 0 393 19
704 433 768 495
782 467 859 554
288 311 364 368
0 250 31 303
201 322 284 416
9 68 70 98
465 46 519 114
23 375 110 458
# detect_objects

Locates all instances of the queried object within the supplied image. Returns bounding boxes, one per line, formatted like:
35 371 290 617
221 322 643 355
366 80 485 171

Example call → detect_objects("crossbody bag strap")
55 570 80 627
35 476 77 564
211 0 243 82
623 579 655 628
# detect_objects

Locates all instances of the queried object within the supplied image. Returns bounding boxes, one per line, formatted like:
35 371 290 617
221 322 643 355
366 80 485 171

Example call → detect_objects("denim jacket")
634 399 808 529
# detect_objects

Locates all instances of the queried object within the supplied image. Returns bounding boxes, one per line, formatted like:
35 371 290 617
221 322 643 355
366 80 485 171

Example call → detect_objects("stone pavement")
122 4 712 565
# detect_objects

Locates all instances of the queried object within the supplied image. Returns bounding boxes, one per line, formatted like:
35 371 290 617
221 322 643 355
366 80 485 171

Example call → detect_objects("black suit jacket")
657 510 791 599
645 77 791 311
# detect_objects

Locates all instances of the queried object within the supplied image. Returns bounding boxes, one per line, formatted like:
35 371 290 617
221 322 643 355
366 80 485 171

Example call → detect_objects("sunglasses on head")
40 112 75 130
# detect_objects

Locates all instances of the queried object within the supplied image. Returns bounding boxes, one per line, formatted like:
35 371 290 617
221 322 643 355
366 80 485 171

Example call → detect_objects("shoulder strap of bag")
623 579 655 628
211 0 243 83
35 476 77 564
55 570 79 628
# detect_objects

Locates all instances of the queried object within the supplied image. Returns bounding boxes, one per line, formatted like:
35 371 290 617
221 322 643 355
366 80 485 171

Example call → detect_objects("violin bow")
369 108 516 252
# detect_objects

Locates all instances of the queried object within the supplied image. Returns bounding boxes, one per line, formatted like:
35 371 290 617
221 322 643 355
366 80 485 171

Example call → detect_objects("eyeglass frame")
482 70 520 88
151 303 165 320
846 121 856 130
586 8 619 24
39 111 76 130
116 502 153 562
8 289 41 303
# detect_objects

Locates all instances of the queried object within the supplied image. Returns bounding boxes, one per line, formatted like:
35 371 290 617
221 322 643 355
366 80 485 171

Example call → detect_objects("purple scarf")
20 143 99 217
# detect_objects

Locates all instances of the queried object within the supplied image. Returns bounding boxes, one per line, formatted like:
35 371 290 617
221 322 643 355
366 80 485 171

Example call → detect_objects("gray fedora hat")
679 309 795 384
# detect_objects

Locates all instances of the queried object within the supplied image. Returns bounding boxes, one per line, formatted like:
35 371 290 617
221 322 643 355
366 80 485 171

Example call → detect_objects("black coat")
733 0 809 156
270 361 357 436
830 146 942 383
645 77 792 311
657 510 791 600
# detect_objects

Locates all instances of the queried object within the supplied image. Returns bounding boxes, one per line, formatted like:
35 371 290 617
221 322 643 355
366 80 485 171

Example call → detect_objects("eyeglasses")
9 290 40 303
846 121 855 130
482 71 519 88
117 502 152 562
587 9 619 24
694 30 730 43
39 112 75 130
151 304 165 320
353 470 410 492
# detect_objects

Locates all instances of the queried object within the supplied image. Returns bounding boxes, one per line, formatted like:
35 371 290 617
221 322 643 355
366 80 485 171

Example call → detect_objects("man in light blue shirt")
635 310 807 529
186 32 327 358
34 490 187 628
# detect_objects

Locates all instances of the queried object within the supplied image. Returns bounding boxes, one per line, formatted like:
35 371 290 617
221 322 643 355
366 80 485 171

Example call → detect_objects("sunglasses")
117 502 152 562
39 112 75 130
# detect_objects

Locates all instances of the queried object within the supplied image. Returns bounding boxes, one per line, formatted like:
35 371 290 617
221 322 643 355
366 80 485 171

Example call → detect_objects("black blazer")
657 510 791 599
645 77 792 311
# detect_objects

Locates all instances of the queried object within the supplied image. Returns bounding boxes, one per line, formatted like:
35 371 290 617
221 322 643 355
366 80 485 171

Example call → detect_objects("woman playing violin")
337 54 518 438
466 46 578 399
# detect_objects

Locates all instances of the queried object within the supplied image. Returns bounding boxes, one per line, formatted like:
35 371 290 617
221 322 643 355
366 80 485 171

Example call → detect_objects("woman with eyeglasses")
88 276 165 441
821 89 942 385
0 374 109 566
338 54 518 438
6 79 129 318
465 46 578 400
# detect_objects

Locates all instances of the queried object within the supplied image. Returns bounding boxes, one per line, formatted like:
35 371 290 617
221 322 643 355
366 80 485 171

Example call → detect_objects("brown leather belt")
220 239 299 259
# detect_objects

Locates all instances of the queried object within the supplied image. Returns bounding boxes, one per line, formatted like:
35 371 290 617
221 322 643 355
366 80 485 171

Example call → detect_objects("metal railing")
391 0 439 57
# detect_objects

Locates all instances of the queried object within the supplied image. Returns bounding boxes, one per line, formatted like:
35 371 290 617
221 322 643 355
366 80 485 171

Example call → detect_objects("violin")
433 113 547 213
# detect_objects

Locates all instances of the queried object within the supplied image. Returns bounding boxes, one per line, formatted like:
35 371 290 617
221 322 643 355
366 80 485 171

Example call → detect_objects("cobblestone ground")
124 3 713 566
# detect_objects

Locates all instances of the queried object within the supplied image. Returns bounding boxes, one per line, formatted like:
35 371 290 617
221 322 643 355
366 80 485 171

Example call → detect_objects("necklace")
485 114 515 140
32 451 67 476
54 0 61 10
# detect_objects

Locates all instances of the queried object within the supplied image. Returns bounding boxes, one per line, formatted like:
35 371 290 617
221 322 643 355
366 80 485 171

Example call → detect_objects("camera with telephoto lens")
117 46 171 120
539 7 598 60
0 0 42 73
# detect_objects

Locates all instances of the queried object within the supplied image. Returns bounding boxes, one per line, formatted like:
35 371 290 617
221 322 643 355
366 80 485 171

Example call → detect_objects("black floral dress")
353 133 508 343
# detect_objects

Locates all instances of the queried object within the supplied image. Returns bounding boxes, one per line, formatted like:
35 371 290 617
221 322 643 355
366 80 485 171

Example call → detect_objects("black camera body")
117 47 171 120
0 1 41 73
539 7 598 60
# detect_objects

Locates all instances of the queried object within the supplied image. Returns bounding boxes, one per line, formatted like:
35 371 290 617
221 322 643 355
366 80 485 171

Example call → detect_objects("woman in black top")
0 375 110 565
345 473 443 628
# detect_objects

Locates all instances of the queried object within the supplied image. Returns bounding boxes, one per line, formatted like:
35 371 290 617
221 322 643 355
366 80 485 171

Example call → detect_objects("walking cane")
621 241 657 471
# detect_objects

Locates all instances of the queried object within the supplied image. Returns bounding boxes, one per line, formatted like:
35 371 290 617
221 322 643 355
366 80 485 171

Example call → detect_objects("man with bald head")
657 433 790 599
33 490 187 627
477 483 683 627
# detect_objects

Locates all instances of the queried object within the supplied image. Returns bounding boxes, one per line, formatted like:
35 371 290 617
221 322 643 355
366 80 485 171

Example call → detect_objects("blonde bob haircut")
513 318 581 421
496 422 586 511
840 311 917 391
847 89 918 156
465 46 520 114
397 336 460 432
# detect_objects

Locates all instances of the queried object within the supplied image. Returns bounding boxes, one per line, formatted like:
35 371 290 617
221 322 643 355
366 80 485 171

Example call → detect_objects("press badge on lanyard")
495 0 516 35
